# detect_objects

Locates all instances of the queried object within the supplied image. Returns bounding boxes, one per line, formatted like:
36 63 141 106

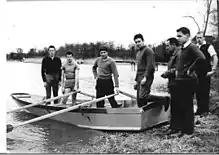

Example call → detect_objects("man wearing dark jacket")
41 45 62 104
174 27 205 136
161 37 181 134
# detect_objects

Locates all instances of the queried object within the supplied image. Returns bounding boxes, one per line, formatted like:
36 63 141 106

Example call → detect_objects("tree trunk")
203 0 213 36
217 0 219 40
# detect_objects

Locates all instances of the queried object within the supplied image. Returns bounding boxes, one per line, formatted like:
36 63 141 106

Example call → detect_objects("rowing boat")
10 92 170 131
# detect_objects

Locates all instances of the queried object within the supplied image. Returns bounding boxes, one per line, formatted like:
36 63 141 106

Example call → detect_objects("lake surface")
6 61 168 153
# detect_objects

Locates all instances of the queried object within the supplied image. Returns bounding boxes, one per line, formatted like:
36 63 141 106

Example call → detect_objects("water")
6 61 168 153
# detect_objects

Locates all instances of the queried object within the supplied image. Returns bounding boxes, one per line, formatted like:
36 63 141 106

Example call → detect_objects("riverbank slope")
77 67 219 154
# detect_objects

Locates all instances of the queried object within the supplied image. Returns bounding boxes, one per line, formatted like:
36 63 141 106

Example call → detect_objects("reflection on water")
6 61 168 153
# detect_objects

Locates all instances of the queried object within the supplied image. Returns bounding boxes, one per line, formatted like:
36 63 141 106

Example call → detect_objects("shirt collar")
50 56 55 60
101 56 109 61
182 40 191 49
139 45 146 51
197 41 206 47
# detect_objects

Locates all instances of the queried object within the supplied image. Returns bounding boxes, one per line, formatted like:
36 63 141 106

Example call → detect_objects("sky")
0 0 215 152
6 0 207 53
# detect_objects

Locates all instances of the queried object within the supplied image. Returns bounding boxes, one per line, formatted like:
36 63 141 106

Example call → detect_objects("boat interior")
11 92 139 109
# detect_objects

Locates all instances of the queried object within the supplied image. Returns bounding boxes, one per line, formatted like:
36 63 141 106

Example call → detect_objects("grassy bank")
76 67 219 154
78 114 219 153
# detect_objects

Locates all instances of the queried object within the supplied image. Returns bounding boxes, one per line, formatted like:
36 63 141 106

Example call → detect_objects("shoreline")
9 57 168 66
17 57 135 65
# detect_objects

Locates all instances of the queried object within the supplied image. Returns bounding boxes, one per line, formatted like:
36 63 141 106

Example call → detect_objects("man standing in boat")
41 45 62 104
195 31 218 116
61 51 80 105
92 46 122 108
161 37 181 135
133 33 155 107
133 33 170 109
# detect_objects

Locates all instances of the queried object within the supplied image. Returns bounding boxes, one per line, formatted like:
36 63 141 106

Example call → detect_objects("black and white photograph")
5 0 219 153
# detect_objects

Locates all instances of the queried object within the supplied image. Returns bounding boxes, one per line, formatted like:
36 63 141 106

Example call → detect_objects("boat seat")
11 93 31 98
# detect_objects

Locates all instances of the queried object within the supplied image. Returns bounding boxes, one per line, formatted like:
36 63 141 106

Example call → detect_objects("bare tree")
183 0 214 36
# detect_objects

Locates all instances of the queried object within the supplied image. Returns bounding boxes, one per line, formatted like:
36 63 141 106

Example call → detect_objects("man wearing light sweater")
92 46 122 108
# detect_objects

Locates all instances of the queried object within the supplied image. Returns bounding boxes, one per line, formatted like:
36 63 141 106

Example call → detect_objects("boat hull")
11 93 170 131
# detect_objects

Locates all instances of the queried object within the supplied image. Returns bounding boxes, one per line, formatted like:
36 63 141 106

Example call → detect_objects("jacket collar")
182 40 191 49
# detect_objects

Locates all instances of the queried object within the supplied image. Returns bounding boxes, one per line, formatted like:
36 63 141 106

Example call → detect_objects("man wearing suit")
161 37 181 135
174 27 205 137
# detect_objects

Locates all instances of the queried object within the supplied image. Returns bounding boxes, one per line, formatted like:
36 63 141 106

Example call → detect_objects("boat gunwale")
11 93 166 114
11 93 143 114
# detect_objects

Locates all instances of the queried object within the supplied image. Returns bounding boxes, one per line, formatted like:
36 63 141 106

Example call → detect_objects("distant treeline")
6 37 219 62
6 41 169 62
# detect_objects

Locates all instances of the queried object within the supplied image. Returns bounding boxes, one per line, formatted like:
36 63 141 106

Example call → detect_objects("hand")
73 86 78 91
62 87 65 94
175 70 178 77
206 71 215 77
161 72 167 78
134 81 138 90
140 77 146 85
187 70 190 76
115 87 119 94
43 82 47 87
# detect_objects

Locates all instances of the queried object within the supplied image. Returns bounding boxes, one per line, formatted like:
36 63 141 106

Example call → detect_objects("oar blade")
7 124 14 133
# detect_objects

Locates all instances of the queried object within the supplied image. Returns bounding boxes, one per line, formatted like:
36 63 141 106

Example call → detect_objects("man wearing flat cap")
92 46 122 108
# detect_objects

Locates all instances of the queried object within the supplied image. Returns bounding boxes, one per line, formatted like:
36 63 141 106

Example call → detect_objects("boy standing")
61 51 79 105
92 46 122 108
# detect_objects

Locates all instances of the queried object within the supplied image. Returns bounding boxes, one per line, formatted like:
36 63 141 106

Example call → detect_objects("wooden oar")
7 93 118 133
78 91 95 98
7 91 79 114
118 90 137 99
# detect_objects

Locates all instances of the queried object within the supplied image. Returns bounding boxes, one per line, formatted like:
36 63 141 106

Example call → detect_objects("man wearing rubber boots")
41 45 62 104
133 33 170 110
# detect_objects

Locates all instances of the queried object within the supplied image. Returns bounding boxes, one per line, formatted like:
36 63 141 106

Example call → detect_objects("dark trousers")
195 76 211 113
45 74 59 104
169 81 181 131
95 78 119 108
172 78 197 134
136 75 154 107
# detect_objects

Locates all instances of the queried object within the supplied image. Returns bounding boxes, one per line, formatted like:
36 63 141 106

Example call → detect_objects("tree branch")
183 15 201 32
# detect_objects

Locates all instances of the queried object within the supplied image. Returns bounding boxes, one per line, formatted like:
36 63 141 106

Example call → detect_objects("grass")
77 114 219 153
76 66 219 154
